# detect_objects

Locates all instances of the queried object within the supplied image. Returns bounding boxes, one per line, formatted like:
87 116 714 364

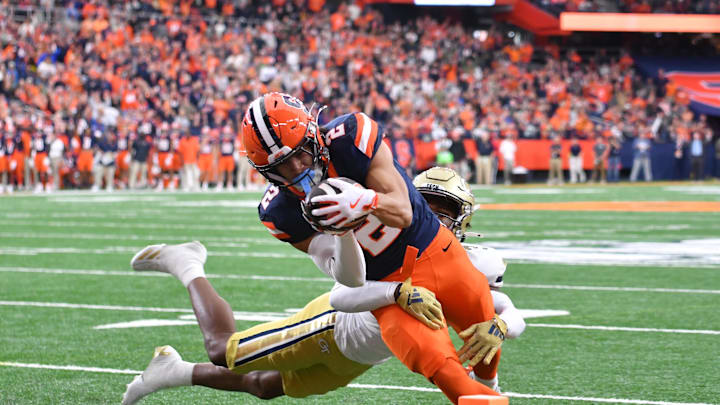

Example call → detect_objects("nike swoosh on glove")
310 178 378 228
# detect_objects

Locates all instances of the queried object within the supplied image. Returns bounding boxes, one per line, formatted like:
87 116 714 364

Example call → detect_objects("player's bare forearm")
365 143 412 228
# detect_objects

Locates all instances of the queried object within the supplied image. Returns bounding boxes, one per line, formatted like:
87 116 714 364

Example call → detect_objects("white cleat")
130 241 207 286
122 345 192 405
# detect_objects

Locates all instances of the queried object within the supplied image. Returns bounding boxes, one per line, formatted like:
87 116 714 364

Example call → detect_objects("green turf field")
1 183 719 404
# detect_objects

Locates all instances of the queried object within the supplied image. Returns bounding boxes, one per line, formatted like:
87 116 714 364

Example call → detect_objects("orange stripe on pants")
372 226 498 404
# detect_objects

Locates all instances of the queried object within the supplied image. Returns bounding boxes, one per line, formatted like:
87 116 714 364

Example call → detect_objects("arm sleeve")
308 232 366 287
491 290 526 339
329 280 398 312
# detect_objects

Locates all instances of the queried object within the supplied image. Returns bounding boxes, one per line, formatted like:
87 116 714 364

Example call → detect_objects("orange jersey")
217 155 234 172
34 152 49 173
77 150 94 172
198 153 214 173
180 136 200 164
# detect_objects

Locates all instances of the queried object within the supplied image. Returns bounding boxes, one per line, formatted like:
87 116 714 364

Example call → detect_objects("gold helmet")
413 167 475 241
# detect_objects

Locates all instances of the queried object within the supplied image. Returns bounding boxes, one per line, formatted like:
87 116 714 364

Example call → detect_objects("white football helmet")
413 167 475 242
465 245 506 289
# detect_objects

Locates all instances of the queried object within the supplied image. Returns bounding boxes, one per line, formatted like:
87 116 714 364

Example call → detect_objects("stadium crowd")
0 0 717 193
532 0 720 14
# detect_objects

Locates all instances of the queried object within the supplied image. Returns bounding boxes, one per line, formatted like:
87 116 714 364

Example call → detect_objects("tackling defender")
122 167 525 404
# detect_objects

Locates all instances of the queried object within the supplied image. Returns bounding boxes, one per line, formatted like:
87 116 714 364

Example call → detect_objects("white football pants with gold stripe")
225 293 371 398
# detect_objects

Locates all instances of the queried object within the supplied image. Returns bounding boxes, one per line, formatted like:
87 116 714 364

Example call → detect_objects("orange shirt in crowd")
179 136 200 164
308 0 325 12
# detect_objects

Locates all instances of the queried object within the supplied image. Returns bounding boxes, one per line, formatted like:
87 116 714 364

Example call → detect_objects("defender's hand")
457 314 508 367
310 178 377 228
395 278 445 330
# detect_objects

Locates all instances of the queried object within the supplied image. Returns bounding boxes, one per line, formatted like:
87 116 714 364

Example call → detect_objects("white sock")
469 371 499 392
169 360 195 387
178 263 205 288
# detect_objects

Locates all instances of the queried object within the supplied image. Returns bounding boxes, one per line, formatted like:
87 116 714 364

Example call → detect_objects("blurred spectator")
607 137 622 182
590 135 608 183
548 136 563 185
0 133 7 193
390 127 416 178
689 131 705 181
474 129 494 185
94 131 117 192
673 138 685 180
499 134 517 185
568 137 586 183
630 133 653 182
49 132 65 190
715 137 720 179
129 133 151 189
436 139 454 168
449 127 470 181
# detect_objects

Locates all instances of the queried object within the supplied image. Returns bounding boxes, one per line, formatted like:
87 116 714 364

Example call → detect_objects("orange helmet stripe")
249 96 282 154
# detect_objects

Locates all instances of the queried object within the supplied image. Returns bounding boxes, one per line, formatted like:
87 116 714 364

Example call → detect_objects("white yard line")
0 231 278 245
0 300 717 335
0 362 712 405
0 266 324 281
2 267 718 294
0 219 266 232
505 284 720 294
0 300 194 313
528 323 720 335
0 247 305 259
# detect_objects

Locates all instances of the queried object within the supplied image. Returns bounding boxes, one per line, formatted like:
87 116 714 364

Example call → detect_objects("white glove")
311 178 378 228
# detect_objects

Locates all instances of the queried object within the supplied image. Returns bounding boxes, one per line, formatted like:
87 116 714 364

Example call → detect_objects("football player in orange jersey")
197 126 216 191
0 127 8 193
238 93 502 404
31 128 50 193
155 122 173 191
216 125 236 191
235 126 252 190
116 129 131 189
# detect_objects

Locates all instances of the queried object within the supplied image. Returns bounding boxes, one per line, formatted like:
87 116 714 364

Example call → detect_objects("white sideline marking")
1 300 716 335
0 300 194 314
0 212 257 223
0 362 712 405
492 188 605 195
0 247 306 259
0 219 266 232
528 323 720 335
0 267 322 281
2 267 718 294
0 231 279 245
500 392 713 405
94 319 199 329
478 239 720 268
0 362 141 375
664 186 720 195
93 310 570 330
505 284 720 294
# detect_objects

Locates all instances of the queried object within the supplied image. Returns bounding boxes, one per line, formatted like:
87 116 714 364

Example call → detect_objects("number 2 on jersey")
354 215 401 256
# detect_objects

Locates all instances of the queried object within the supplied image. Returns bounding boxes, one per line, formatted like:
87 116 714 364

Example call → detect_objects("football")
301 177 370 234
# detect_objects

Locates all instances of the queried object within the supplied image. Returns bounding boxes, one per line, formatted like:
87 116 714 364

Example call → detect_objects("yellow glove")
457 314 508 367
394 278 445 330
